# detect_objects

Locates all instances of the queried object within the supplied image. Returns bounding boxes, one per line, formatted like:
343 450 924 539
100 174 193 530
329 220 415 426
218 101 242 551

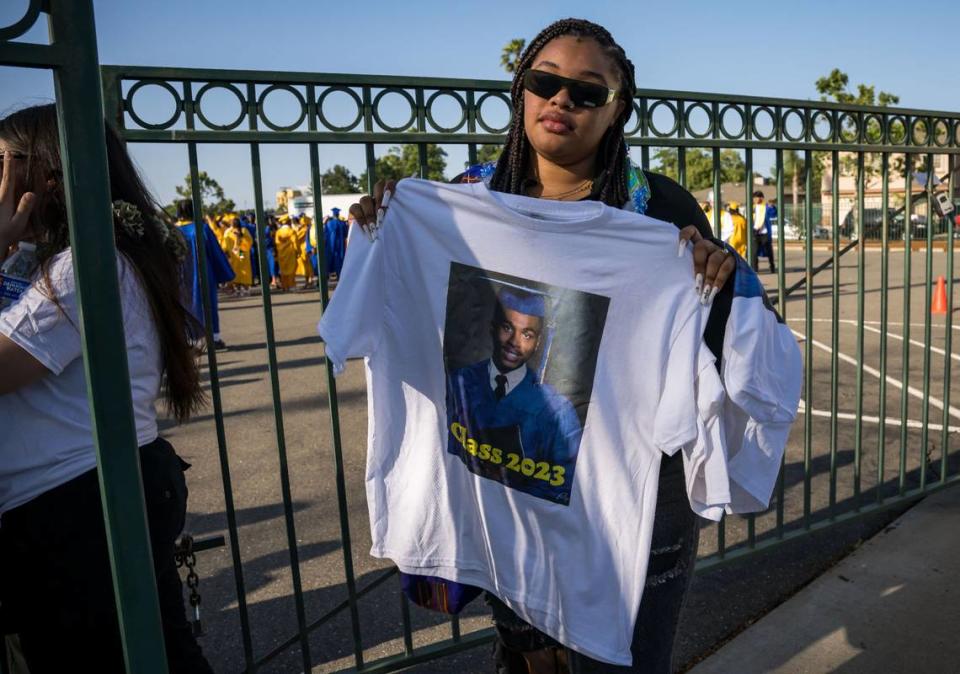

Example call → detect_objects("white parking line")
790 328 960 421
788 317 960 362
797 400 960 433
790 317 960 332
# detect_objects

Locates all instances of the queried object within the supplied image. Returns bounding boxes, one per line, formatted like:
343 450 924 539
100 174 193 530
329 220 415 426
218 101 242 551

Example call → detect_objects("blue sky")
3 0 958 208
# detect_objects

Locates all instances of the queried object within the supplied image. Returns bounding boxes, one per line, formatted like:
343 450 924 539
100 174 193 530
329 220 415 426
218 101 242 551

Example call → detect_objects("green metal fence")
4 2 960 672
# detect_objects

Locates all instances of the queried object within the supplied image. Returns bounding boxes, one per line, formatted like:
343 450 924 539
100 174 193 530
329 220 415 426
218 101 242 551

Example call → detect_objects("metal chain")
175 534 203 636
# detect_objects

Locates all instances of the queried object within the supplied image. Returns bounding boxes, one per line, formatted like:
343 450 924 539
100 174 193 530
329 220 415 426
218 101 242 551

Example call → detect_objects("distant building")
821 155 958 230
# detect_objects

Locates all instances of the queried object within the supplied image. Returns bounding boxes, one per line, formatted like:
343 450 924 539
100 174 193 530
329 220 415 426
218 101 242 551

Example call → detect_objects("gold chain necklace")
537 179 593 200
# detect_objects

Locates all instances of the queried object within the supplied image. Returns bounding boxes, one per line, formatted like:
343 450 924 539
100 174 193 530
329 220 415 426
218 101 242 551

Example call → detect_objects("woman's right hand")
348 179 396 241
0 152 36 258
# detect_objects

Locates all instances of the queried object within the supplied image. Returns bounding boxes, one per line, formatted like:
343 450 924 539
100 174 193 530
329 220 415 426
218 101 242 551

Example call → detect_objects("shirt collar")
488 360 527 397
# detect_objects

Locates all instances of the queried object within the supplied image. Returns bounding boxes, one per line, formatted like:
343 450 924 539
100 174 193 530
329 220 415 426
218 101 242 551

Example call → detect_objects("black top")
450 168 732 365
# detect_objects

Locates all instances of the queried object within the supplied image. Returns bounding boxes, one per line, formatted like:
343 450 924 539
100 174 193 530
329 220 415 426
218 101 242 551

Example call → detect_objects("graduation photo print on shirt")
443 262 610 506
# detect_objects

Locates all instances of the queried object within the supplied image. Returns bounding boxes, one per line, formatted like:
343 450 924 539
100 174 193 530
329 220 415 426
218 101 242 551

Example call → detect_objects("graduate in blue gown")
175 200 234 348
323 208 348 277
264 216 279 288
446 288 582 505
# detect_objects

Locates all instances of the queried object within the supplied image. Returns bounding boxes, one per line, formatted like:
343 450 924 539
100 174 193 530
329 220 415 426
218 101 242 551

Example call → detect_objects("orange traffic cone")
932 275 948 315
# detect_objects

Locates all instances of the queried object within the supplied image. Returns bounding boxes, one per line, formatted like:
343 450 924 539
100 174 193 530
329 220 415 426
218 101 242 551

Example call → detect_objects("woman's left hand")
678 226 736 306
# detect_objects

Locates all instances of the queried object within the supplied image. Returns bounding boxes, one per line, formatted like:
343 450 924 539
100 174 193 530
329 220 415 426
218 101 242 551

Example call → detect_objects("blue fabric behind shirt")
178 221 234 336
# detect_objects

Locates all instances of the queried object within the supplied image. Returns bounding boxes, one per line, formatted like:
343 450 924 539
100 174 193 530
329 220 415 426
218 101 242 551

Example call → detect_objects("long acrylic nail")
700 284 712 305
678 240 686 257
376 207 385 227
707 286 719 306
381 189 393 209
694 273 703 295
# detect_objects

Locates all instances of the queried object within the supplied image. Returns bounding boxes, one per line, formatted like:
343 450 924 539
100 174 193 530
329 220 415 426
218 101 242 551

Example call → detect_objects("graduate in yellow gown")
222 220 254 295
726 201 749 258
274 217 298 291
294 215 314 287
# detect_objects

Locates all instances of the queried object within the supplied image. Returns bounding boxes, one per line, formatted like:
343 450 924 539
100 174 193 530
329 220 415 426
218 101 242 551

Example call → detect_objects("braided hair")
489 18 636 207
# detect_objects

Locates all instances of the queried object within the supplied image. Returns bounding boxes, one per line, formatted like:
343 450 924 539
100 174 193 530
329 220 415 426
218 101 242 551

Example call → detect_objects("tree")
769 69 900 221
651 148 746 192
476 144 502 164
358 143 448 188
814 68 901 179
321 164 360 194
171 171 235 216
500 39 526 74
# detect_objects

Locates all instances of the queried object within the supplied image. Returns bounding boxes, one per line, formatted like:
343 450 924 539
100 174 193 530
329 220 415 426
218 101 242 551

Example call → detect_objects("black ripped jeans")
0 437 214 674
489 450 700 673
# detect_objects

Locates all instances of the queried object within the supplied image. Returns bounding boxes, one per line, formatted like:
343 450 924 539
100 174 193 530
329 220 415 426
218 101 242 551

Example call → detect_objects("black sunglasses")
522 69 618 109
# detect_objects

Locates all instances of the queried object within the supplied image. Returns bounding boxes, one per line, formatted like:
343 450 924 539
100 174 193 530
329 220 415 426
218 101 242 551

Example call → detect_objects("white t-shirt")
318 178 724 665
0 250 162 517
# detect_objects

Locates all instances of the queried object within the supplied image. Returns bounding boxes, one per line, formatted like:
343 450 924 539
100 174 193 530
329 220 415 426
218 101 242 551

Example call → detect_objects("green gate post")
49 3 169 672
0 1 168 672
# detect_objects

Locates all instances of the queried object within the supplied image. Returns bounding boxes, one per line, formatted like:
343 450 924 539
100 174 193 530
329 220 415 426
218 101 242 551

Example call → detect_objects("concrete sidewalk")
690 485 960 674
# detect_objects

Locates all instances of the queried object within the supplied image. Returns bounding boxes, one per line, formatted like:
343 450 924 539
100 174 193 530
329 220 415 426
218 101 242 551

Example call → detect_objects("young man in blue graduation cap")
446 287 583 505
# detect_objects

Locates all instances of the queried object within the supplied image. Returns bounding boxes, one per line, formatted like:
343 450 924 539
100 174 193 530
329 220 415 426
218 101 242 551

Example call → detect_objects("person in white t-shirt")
0 104 213 673
348 18 788 674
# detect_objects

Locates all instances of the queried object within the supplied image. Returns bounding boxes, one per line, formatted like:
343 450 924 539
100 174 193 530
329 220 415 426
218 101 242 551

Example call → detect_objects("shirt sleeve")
653 305 711 455
316 224 386 375
0 253 82 375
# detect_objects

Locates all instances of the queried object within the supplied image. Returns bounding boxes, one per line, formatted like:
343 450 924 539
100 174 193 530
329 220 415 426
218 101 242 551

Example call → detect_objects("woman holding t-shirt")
350 19 754 674
0 104 214 673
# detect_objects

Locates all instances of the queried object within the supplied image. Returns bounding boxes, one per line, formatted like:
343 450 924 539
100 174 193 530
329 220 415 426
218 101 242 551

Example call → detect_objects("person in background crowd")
265 214 280 289
240 212 259 285
222 217 254 296
274 214 298 291
727 201 748 258
0 102 214 673
295 213 315 289
752 190 775 273
176 199 233 350
324 207 348 278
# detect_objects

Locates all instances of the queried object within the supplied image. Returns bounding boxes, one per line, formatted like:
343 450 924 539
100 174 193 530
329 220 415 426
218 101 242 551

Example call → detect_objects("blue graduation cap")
498 287 545 318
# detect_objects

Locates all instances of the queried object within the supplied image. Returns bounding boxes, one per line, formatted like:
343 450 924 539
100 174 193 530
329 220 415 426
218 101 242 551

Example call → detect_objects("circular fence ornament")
623 100 643 137
838 112 859 143
372 88 417 132
683 102 713 139
933 118 950 148
648 100 679 138
425 90 467 133
910 117 929 146
0 0 41 41
316 86 364 132
256 84 307 132
194 82 247 131
751 106 776 141
125 80 182 131
475 92 512 134
782 108 806 142
887 115 907 145
719 104 746 140
810 110 834 143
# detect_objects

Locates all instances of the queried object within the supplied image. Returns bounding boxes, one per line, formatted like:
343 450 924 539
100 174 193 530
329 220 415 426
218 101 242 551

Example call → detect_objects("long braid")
490 18 636 208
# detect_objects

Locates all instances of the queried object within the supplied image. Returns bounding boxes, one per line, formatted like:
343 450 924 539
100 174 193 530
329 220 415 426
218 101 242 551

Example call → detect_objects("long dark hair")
490 18 637 207
0 103 204 423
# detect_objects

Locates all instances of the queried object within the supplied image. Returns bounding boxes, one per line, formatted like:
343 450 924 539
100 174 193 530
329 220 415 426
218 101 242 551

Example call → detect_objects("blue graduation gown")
324 217 348 276
241 219 259 281
178 221 234 336
446 360 582 505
